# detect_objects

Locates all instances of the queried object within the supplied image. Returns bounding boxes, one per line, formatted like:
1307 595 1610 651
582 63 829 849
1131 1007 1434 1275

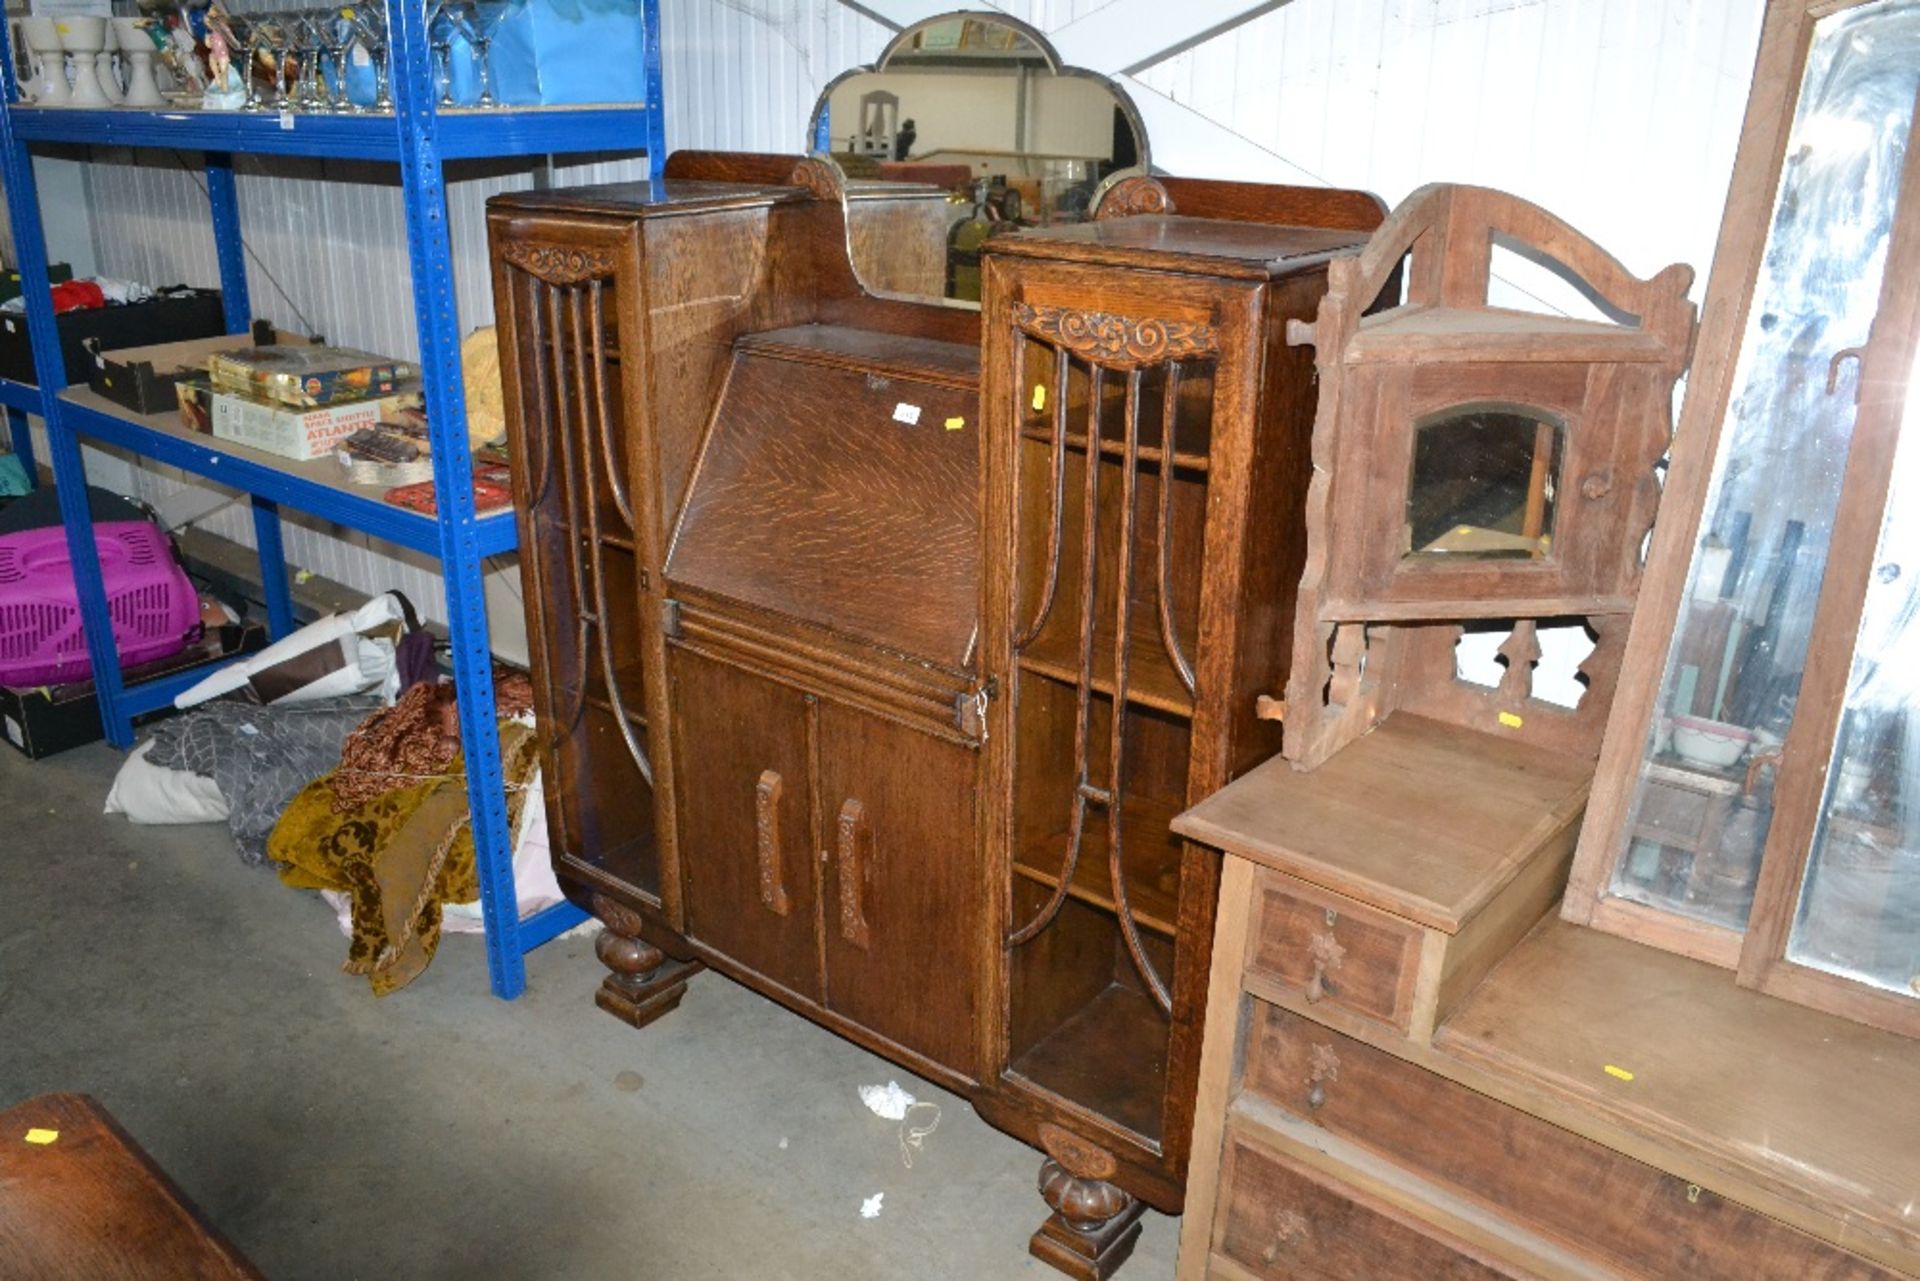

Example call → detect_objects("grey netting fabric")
145 696 384 865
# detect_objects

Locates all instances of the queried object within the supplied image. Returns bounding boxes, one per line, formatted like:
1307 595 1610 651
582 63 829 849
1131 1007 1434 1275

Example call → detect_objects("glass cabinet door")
1604 0 1920 943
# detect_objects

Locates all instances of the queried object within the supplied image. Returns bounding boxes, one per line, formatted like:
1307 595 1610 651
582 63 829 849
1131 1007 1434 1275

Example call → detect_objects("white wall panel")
1131 0 1763 293
37 0 1766 631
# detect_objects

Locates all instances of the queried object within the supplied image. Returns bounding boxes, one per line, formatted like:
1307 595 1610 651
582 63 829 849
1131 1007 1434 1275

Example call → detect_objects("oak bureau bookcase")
485 18 1386 1272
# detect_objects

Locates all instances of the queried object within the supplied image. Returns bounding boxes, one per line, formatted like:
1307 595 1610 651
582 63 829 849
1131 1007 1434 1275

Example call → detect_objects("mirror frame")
805 10 1152 179
1561 0 1917 973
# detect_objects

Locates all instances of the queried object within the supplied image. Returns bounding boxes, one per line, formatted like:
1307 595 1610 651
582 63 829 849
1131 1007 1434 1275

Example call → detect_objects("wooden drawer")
1244 1003 1900 1280
1213 1127 1529 1279
1246 868 1425 1034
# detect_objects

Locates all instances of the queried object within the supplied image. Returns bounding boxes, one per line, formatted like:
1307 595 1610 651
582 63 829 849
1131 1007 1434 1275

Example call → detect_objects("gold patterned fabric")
269 719 539 996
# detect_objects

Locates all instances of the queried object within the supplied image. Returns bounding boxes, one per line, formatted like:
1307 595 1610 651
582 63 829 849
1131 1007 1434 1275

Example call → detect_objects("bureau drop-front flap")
666 325 981 671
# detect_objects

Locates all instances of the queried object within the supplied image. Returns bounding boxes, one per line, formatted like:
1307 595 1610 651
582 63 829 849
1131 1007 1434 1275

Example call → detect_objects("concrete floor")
0 741 1180 1280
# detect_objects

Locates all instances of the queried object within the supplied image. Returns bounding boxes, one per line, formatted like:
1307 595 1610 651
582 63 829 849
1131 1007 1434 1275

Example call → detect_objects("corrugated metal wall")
1127 0 1763 304
34 0 1765 629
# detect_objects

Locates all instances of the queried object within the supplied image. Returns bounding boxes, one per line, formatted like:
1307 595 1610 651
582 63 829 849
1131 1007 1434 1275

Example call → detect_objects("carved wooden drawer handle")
836 798 871 951
1260 1208 1311 1263
1305 913 1346 1003
754 769 790 916
1307 1042 1341 1111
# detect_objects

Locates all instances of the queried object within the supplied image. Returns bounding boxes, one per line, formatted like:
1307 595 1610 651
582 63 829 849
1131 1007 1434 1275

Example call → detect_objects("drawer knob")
1307 1042 1341 1111
1306 928 1346 1003
1260 1209 1310 1263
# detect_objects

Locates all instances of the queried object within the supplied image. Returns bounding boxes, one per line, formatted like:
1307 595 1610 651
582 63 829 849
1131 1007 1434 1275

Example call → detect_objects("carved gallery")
0 1 1915 1278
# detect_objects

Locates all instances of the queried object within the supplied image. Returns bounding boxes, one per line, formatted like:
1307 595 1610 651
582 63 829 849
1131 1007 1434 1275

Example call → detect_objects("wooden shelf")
57 387 517 559
1013 790 1185 937
1018 607 1197 718
1011 983 1169 1144
582 659 648 729
533 515 637 555
1018 425 1211 473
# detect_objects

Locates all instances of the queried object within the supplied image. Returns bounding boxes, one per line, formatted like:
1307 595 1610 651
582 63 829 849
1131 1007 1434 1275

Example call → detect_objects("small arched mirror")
1405 404 1564 560
808 11 1149 306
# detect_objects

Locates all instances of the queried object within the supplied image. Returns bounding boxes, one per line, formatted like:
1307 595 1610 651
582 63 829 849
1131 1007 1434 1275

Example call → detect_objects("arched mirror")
808 11 1149 305
1406 404 1564 560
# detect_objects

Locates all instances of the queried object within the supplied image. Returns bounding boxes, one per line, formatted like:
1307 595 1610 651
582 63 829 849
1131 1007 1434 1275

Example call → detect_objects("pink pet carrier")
0 521 200 686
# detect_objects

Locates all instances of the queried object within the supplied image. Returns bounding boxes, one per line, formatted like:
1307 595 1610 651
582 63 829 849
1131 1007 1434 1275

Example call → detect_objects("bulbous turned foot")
589 893 701 1029
1029 1155 1145 1279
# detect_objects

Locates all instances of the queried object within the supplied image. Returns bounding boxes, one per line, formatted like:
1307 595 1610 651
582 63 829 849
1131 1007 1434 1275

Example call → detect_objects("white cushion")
104 739 231 825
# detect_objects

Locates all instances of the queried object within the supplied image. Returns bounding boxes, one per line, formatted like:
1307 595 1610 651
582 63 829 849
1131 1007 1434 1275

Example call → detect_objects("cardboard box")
89 322 314 417
0 288 226 387
210 388 420 462
0 263 73 305
208 345 412 409
0 622 267 760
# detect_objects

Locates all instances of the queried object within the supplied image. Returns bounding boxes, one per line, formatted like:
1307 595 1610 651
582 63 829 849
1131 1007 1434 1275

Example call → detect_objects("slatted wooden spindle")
1155 362 1197 696
1108 366 1173 1014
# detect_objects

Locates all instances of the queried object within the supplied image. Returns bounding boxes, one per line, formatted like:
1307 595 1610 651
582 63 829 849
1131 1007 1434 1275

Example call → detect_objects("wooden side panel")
671 646 821 1000
1432 809 1580 1024
638 205 800 542
848 195 951 299
1213 1129 1526 1280
490 211 667 908
817 700 983 1077
1246 1004 1901 1281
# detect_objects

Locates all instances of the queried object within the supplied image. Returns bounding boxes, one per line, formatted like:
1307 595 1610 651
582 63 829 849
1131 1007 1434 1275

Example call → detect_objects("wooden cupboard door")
671 647 820 1001
817 700 982 1075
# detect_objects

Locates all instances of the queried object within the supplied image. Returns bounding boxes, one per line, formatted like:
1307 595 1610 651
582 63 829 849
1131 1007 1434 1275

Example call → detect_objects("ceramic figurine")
201 19 245 109
163 13 207 99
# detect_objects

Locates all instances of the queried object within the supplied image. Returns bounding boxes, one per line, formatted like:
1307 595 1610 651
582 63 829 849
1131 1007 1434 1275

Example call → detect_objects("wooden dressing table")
1172 1 1920 1270
1173 717 1919 1279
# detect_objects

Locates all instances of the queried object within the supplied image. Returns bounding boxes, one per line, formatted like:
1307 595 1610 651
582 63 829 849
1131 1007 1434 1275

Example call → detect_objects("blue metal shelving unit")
0 1 667 997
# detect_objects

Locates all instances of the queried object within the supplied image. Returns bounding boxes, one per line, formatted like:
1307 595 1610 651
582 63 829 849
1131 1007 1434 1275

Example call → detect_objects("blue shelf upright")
0 1 666 999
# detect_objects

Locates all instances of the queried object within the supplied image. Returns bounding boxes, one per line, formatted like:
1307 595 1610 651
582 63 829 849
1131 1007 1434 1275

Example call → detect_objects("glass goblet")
322 9 355 110
350 0 391 113
467 1 505 108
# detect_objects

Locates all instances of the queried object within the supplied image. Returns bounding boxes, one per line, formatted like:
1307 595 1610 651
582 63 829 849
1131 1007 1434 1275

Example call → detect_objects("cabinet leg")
1030 1156 1146 1280
590 892 701 1029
